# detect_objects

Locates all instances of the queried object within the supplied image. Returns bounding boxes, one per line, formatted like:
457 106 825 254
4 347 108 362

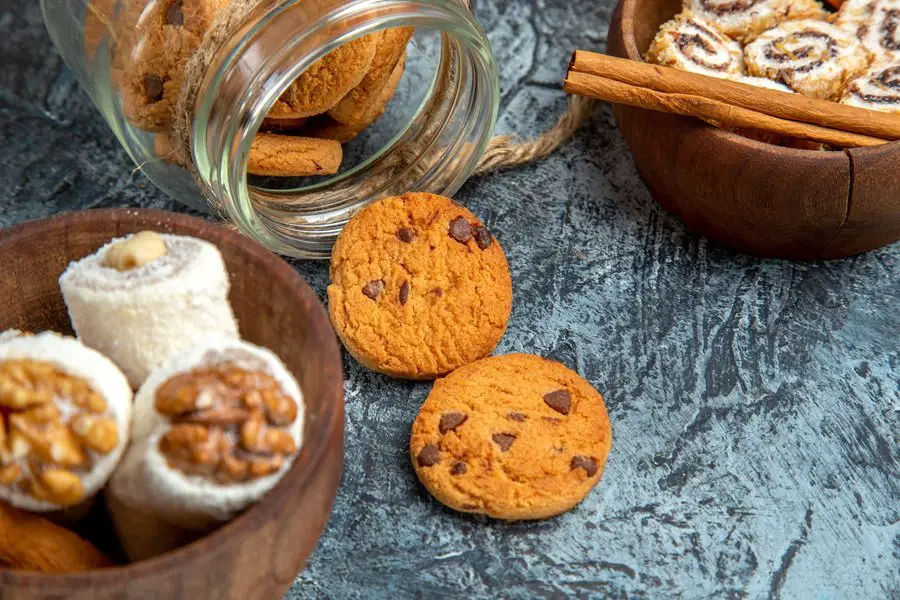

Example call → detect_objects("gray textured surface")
2 2 899 598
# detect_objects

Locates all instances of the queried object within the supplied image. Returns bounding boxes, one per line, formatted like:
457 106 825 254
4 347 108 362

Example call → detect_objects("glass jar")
41 0 499 258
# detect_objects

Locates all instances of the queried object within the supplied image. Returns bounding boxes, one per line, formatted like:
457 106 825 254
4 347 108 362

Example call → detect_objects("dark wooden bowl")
607 0 900 260
0 209 344 599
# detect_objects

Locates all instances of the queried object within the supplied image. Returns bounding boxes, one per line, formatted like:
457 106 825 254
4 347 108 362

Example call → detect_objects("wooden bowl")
607 0 900 260
0 209 344 600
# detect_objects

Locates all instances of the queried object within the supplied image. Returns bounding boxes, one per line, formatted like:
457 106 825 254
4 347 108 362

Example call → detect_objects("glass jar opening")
194 0 499 258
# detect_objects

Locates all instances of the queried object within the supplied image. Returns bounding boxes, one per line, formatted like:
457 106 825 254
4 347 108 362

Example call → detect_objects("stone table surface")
2 2 899 599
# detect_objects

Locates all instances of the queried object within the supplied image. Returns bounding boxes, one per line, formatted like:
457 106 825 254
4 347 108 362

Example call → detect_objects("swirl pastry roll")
835 0 878 28
744 20 872 100
736 76 795 92
108 337 304 560
646 13 745 78
683 0 825 42
842 62 900 111
837 0 900 62
60 231 239 388
0 332 132 512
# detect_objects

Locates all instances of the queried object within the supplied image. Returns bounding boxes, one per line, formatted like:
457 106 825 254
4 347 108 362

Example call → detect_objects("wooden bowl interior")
0 209 344 599
631 0 681 54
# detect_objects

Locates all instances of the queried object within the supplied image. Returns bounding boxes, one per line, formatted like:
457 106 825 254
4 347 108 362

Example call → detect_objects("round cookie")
328 27 414 127
327 192 512 379
305 54 406 143
410 354 612 520
267 34 379 120
119 0 229 131
247 133 342 176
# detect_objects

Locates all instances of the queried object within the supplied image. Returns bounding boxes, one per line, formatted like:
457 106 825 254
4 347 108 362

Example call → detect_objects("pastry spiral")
646 13 744 78
841 62 900 111
682 0 825 42
736 76 795 92
744 20 872 100
837 0 900 62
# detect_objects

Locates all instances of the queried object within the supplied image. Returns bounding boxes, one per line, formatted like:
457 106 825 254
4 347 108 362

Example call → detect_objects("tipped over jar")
42 0 499 257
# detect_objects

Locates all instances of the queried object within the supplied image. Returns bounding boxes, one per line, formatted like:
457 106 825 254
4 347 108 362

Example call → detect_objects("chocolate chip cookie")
247 133 342 177
327 192 512 379
328 27 414 127
266 33 379 120
305 54 406 143
410 354 612 520
119 0 229 131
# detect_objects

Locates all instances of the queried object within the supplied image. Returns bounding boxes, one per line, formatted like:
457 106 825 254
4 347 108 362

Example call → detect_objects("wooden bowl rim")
0 208 344 589
613 0 900 158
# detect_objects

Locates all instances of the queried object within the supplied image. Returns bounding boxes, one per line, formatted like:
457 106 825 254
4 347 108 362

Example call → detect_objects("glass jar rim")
192 0 499 258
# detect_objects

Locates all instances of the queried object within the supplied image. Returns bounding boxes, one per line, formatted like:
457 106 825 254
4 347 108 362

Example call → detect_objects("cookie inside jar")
154 364 299 483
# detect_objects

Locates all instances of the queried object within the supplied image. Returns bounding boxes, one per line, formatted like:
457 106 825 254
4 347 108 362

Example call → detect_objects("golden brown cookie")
119 0 229 131
154 131 184 166
327 192 512 379
304 54 406 143
266 34 379 120
246 133 342 177
410 354 613 520
260 116 309 132
328 27 414 127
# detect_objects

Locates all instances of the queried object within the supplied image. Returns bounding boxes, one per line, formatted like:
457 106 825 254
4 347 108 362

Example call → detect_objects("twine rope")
170 0 595 209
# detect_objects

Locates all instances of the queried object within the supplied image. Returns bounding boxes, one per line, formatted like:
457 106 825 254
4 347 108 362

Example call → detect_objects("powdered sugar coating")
59 233 239 387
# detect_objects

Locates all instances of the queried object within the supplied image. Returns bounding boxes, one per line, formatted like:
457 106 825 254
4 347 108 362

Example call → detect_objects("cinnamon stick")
565 71 885 148
564 51 900 146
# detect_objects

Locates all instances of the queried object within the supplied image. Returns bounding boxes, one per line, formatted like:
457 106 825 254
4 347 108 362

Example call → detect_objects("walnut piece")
0 360 120 506
155 364 299 484
103 231 168 271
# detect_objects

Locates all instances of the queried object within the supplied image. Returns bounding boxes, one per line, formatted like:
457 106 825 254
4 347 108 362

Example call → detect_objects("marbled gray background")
1 2 898 598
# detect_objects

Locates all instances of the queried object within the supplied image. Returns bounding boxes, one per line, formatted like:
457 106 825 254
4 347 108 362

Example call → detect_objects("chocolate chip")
165 0 184 25
432 287 443 297
462 503 478 510
448 216 472 244
492 433 516 452
439 412 467 434
397 227 415 243
417 444 440 467
507 412 527 422
543 389 571 415
144 74 164 103
570 455 599 477
362 279 384 300
472 225 492 250
399 281 410 305
450 462 467 475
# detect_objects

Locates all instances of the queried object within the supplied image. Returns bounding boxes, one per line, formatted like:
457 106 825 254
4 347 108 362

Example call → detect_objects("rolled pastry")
108 336 304 560
744 20 872 100
60 231 239 388
646 13 745 79
836 0 900 62
0 332 132 512
0 330 25 344
735 76 795 92
841 62 900 111
682 0 825 42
